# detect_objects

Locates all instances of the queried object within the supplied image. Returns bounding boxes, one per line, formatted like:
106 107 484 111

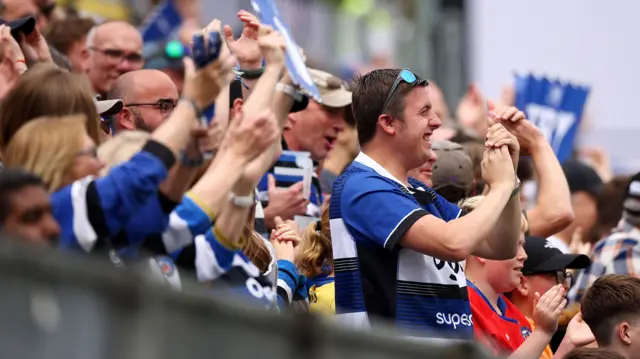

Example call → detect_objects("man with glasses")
330 68 523 339
85 21 144 97
106 69 179 134
509 236 590 359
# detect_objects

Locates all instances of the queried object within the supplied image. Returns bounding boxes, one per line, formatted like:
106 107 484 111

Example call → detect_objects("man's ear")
118 108 136 131
515 274 529 297
619 322 633 345
377 114 396 136
230 98 244 123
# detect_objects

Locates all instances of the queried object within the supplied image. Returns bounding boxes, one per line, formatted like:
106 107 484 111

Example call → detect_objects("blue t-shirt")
330 152 471 340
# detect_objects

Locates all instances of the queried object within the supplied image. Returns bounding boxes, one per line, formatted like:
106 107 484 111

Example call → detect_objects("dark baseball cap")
522 236 590 275
0 16 36 38
562 159 603 199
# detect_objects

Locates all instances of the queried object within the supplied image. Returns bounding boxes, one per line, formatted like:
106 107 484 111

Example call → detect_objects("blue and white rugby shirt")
330 152 472 340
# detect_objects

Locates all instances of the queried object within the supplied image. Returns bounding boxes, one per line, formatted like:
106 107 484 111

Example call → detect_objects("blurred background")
59 0 640 173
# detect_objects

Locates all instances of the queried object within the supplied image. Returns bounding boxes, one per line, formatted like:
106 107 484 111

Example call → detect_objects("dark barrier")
0 239 497 359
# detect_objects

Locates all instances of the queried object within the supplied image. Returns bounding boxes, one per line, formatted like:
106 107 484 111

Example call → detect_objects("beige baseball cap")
308 68 352 108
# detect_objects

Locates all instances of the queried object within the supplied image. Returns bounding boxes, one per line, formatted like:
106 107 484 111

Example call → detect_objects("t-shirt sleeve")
340 174 429 251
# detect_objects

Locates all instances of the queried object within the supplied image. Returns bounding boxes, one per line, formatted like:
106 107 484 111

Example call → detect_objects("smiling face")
285 100 346 161
392 86 442 171
485 233 528 294
408 149 438 187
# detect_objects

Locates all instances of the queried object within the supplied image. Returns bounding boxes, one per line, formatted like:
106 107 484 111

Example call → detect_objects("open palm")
224 10 262 68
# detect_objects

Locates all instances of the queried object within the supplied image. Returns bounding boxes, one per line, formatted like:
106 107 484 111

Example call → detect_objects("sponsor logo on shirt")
436 312 473 330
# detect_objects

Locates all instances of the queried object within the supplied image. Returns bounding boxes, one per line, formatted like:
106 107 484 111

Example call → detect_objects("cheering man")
330 69 523 339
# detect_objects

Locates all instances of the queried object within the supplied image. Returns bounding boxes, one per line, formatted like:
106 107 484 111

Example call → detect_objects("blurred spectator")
0 167 60 243
509 236 590 359
107 69 179 133
318 109 358 194
143 40 186 94
3 115 105 192
590 175 631 243
0 64 103 153
283 68 350 162
85 21 144 97
43 16 95 73
406 149 437 187
430 140 474 203
564 348 625 359
547 160 603 253
569 173 640 304
581 274 640 359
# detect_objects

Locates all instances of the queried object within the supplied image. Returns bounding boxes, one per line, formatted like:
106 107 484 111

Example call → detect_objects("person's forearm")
438 184 512 260
189 150 247 216
215 179 255 247
159 164 198 202
273 72 295 128
242 64 283 118
485 191 522 259
527 140 574 237
508 329 553 359
150 100 197 159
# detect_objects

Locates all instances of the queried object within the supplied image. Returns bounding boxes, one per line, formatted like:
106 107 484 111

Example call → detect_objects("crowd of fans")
2 1 640 359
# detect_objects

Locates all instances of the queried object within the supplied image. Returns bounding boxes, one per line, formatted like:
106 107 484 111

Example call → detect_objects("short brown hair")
43 17 95 57
351 69 427 146
0 64 101 153
590 175 630 243
581 274 640 345
564 347 625 359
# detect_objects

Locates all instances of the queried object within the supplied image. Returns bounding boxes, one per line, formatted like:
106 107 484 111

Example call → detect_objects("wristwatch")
228 191 255 208
276 83 303 102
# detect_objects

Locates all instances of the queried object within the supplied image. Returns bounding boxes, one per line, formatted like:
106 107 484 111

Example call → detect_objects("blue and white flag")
139 0 182 43
514 74 590 163
250 0 322 102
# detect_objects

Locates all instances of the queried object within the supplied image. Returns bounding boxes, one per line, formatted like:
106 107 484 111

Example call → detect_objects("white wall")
467 0 640 173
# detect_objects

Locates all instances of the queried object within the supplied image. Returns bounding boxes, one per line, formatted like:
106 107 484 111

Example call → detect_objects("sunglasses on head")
381 68 428 114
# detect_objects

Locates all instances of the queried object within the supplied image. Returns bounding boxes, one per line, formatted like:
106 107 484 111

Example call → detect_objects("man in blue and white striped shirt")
331 68 523 339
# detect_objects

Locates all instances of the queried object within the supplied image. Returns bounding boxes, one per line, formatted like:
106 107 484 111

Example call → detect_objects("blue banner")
139 0 182 43
251 0 322 102
514 74 590 163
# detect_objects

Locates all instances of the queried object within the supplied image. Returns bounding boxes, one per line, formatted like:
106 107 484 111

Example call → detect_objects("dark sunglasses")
381 68 428 113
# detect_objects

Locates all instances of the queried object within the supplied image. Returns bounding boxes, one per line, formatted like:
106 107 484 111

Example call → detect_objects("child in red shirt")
461 196 567 358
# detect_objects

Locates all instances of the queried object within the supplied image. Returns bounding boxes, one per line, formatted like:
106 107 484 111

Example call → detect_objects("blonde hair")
4 115 87 192
459 195 529 234
298 208 332 278
0 64 101 153
241 204 272 273
98 130 150 175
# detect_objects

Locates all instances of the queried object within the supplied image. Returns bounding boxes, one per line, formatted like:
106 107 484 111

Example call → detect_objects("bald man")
85 21 144 97
106 69 179 133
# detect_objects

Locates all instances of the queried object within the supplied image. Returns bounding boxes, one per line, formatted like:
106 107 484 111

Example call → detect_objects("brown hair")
581 274 640 345
590 175 631 243
4 115 86 192
0 64 101 153
44 17 95 57
298 208 332 278
351 69 427 146
241 204 272 273
564 347 625 359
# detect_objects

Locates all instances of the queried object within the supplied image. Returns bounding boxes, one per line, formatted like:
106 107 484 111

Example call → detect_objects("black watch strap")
233 67 265 80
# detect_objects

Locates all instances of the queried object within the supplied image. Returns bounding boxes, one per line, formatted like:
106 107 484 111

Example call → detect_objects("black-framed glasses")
89 47 143 64
125 100 178 117
381 68 428 114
